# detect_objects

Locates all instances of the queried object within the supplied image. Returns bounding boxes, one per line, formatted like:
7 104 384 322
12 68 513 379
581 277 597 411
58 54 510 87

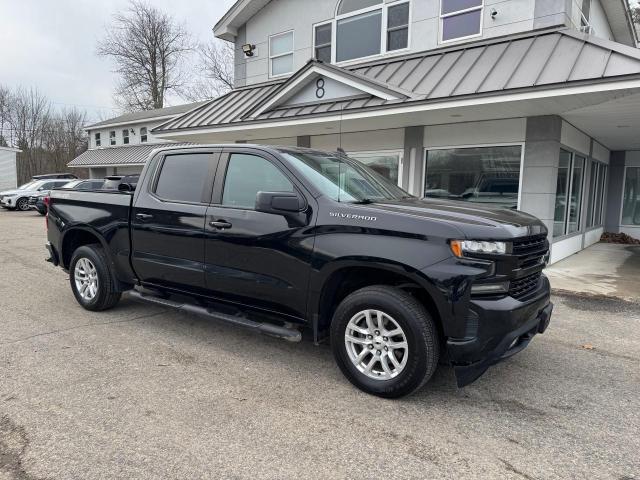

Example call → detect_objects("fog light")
471 282 509 294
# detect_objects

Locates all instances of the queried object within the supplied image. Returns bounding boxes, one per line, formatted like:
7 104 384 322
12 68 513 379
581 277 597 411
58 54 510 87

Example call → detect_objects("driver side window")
222 153 294 209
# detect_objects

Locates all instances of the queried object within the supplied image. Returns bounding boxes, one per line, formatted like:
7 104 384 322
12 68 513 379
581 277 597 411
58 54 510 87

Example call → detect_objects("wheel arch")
61 226 112 270
311 261 448 339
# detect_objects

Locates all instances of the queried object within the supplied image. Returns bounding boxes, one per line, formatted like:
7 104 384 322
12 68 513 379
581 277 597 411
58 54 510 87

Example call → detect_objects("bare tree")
97 0 193 111
0 85 88 182
182 40 235 101
0 85 13 146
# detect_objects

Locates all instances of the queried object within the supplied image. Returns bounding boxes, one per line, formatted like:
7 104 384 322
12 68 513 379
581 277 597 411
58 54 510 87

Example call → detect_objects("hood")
362 197 547 239
0 189 24 196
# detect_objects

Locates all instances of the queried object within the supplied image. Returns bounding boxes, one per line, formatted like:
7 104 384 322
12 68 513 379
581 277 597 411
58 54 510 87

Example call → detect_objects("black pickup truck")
46 145 552 398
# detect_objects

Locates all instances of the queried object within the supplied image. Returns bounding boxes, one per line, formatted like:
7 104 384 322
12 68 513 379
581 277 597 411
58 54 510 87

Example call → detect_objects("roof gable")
247 61 410 119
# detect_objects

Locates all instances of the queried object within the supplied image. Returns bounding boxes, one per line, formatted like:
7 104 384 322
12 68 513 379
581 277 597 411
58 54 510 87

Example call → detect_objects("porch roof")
153 28 640 136
67 143 192 167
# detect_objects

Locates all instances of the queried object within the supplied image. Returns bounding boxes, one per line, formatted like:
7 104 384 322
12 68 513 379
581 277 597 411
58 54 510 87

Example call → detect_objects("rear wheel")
330 286 439 398
69 244 121 311
16 197 30 211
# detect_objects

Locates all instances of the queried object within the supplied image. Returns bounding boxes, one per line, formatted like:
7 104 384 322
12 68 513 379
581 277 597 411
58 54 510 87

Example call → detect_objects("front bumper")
447 275 553 387
0 197 15 207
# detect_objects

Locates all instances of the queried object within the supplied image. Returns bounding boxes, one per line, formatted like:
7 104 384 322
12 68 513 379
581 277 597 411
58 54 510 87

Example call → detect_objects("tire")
37 207 47 216
69 244 121 311
16 197 30 211
330 286 439 398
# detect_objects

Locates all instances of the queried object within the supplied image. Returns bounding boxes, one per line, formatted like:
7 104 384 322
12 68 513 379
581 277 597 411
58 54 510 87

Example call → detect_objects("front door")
131 150 219 293
204 150 314 321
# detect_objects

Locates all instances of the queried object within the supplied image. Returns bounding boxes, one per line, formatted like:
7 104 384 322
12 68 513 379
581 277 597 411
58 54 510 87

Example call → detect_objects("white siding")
310 128 404 152
561 121 590 155
424 118 526 147
235 0 548 86
88 119 171 149
587 0 614 41
0 149 18 191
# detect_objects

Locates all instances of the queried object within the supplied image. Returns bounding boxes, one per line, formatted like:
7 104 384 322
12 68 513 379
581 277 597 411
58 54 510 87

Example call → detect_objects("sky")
0 0 236 123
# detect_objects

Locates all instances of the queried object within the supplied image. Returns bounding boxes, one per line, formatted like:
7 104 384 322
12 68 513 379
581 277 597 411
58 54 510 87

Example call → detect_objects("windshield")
18 180 38 190
280 151 410 203
61 180 82 188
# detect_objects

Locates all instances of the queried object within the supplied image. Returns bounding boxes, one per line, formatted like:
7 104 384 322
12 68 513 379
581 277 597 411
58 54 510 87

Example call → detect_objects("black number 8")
316 78 325 99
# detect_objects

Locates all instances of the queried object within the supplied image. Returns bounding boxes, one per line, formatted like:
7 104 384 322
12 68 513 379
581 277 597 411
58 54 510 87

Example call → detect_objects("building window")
95 133 101 147
440 0 483 43
586 160 607 227
109 131 116 146
269 31 294 77
349 150 403 186
387 2 410 51
140 127 148 143
337 9 383 62
621 167 640 226
317 0 410 64
553 149 585 237
423 145 522 209
122 129 130 145
314 23 332 62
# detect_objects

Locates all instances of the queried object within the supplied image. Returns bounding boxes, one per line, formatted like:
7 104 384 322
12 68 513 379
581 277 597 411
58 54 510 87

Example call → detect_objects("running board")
127 290 302 342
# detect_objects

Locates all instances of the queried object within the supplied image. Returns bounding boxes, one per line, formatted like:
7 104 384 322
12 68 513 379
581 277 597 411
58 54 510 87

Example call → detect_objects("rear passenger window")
222 153 294 209
154 153 211 203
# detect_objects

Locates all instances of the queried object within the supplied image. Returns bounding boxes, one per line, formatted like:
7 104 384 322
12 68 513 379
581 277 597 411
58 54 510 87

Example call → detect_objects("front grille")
510 272 542 299
512 234 548 268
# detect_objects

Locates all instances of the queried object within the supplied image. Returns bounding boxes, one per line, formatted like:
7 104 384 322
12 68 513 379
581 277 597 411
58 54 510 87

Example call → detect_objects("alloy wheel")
344 309 408 380
74 258 99 301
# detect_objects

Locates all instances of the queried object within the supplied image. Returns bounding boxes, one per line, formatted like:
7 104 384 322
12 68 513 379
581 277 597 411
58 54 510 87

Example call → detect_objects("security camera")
490 8 498 19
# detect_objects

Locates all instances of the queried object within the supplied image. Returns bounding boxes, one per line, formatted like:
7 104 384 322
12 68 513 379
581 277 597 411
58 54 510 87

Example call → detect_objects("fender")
307 256 452 334
60 224 136 288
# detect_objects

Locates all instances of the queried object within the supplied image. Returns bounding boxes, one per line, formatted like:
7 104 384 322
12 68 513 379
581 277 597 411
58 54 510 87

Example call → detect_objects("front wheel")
69 244 121 311
330 286 439 398
16 197 30 211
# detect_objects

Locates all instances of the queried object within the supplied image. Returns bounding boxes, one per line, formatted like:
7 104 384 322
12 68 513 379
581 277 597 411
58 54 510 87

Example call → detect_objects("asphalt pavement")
1 208 639 479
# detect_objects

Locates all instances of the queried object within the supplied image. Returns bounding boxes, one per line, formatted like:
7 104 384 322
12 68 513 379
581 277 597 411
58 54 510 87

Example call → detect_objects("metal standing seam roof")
153 28 640 132
85 101 208 129
67 143 193 167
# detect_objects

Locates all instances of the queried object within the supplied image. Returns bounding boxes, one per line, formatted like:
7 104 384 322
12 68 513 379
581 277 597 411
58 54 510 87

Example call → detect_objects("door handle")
136 213 153 221
209 220 232 229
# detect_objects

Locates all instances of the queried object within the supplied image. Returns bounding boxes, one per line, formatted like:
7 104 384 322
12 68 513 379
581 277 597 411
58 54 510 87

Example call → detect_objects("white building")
0 146 21 191
147 0 640 262
67 102 205 178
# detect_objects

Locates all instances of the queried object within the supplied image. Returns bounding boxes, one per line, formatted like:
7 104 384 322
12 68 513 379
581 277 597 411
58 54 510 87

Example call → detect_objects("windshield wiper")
350 198 375 204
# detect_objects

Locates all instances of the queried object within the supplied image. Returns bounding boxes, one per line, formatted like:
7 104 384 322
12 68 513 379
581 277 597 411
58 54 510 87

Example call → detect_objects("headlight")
450 240 507 257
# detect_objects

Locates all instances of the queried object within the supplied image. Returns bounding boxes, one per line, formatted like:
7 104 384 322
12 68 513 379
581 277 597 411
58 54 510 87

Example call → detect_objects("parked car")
101 175 140 191
45 145 552 398
28 179 106 215
0 179 71 211
31 173 78 180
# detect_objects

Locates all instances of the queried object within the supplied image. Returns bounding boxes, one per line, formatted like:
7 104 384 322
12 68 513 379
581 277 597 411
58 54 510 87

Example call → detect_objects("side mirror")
255 191 307 226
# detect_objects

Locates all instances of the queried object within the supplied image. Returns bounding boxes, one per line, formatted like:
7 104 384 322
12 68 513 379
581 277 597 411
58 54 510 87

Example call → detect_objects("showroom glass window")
440 0 483 42
553 149 585 237
423 145 522 209
622 167 640 226
586 160 607 227
349 151 403 186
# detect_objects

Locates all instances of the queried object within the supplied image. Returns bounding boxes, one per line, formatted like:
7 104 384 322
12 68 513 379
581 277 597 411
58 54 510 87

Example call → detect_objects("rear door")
203 149 315 320
131 149 220 294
